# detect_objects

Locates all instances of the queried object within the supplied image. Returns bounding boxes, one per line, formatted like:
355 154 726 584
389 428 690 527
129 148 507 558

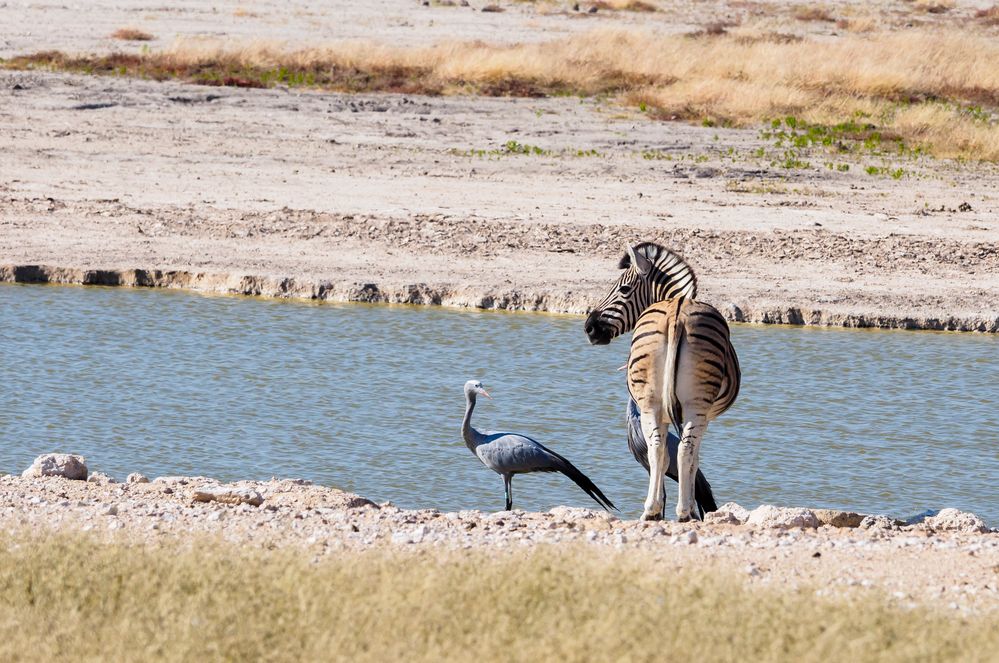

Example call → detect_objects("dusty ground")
1 0 998 331
3 0 991 57
2 68 998 329
3 472 997 615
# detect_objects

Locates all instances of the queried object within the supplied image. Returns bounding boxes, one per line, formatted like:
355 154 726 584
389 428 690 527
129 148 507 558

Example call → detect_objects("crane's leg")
504 474 513 511
676 418 706 522
640 407 668 521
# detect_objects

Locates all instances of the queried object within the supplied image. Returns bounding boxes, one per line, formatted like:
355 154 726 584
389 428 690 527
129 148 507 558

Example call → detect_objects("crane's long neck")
462 392 480 451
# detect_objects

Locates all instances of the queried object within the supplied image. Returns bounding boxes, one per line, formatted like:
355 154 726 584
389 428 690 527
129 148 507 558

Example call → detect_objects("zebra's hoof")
677 515 692 523
640 510 662 521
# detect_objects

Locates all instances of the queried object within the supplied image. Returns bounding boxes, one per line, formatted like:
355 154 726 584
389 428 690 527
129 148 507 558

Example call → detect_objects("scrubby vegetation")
5 28 999 160
0 533 996 661
109 28 155 41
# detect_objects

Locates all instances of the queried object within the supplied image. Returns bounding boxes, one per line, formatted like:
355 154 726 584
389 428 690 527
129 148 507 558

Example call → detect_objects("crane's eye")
619 284 633 295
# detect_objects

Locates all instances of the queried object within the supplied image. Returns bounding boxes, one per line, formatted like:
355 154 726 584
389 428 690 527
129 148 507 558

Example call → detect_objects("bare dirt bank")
0 73 999 332
3 68 998 331
5 263 999 333
3 472 997 615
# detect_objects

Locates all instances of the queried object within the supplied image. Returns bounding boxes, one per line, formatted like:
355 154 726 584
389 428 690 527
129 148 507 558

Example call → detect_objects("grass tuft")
908 0 955 14
110 27 155 42
977 5 999 25
0 533 996 662
793 5 835 22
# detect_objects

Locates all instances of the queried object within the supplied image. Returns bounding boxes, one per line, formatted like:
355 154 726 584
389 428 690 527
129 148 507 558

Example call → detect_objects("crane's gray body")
462 380 615 511
469 430 564 476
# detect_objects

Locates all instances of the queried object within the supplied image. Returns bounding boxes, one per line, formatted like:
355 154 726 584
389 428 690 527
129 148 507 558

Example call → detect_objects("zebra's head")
583 242 697 345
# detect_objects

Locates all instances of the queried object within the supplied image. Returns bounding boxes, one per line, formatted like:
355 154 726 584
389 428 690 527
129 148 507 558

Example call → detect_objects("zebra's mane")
617 242 666 269
617 242 698 300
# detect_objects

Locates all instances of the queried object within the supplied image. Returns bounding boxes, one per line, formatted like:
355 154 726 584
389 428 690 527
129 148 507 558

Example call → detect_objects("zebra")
585 242 740 521
583 242 698 345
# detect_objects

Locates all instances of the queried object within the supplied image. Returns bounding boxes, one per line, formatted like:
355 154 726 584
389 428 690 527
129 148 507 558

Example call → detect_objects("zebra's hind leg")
640 408 668 521
676 419 706 522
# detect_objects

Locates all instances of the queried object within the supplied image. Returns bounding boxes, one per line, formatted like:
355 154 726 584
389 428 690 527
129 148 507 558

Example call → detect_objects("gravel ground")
4 472 997 615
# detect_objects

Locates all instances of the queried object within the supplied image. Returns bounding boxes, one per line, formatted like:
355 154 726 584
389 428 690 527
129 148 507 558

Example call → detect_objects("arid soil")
2 0 983 58
3 471 997 614
3 1 999 329
2 67 998 329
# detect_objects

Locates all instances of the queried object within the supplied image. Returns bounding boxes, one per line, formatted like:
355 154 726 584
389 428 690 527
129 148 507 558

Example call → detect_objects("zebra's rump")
627 297 740 427
682 302 740 421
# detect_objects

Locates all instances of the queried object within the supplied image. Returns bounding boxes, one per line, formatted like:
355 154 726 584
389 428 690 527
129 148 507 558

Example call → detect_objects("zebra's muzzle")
584 310 614 345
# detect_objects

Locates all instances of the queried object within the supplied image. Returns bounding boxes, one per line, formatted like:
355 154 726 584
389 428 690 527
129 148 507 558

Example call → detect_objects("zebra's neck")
649 257 696 305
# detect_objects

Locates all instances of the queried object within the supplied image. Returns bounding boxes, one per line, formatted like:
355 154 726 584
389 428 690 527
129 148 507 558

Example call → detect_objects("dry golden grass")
835 15 878 33
0 533 996 662
977 5 999 25
908 0 955 14
592 0 659 11
7 28 999 160
110 27 155 41
793 5 835 22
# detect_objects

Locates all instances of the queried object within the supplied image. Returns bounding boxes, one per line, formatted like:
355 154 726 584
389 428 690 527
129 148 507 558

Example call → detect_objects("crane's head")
464 380 491 399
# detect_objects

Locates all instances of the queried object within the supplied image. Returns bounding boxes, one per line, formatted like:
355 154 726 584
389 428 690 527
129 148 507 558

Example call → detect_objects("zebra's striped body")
628 296 740 520
585 242 741 521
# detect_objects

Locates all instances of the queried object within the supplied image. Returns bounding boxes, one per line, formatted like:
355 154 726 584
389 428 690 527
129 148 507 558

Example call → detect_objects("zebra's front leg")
676 419 705 522
640 409 668 521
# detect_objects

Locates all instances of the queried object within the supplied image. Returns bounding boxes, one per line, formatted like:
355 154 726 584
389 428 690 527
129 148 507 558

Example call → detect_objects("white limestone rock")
746 505 819 529
704 502 750 525
21 453 88 481
192 485 264 507
923 508 989 534
87 472 116 484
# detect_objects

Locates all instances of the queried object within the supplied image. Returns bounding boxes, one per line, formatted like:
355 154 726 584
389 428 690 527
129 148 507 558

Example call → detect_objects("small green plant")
502 140 548 155
864 165 906 179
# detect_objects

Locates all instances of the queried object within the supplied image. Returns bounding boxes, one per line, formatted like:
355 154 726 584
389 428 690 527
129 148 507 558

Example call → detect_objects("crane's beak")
616 364 627 371
479 388 492 399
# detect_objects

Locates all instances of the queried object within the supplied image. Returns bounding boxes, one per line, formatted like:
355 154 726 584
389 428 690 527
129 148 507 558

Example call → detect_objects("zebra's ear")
626 244 653 276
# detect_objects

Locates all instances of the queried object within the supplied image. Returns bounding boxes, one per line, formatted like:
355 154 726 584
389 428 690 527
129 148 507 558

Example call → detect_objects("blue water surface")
2 284 996 522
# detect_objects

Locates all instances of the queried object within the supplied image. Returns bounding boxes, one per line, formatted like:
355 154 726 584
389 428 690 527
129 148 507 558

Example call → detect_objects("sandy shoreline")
3 469 997 615
5 262 999 333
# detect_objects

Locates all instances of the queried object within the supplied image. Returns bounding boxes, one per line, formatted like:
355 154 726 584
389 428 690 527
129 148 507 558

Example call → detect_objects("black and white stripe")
584 242 697 345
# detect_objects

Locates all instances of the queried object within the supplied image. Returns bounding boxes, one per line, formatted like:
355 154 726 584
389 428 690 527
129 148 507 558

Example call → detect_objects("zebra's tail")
664 297 686 435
